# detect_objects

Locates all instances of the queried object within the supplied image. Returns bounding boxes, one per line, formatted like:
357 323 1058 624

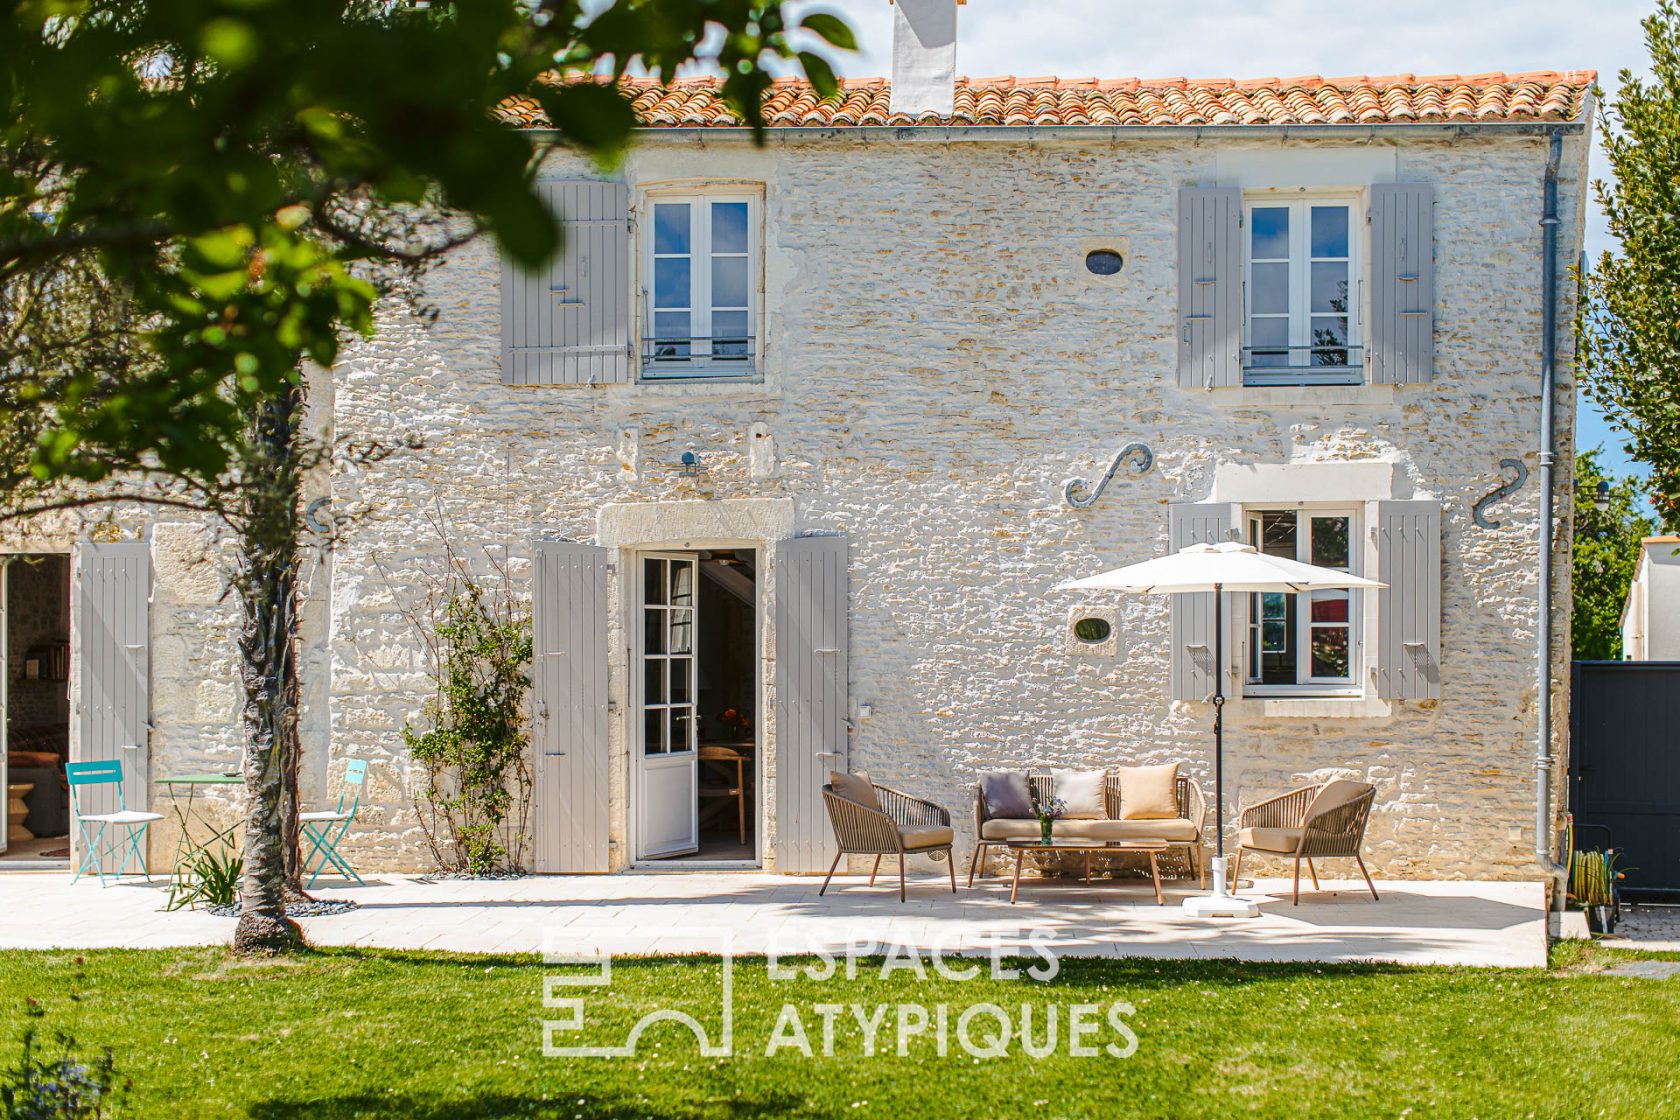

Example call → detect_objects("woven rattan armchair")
1233 779 1378 904
820 782 956 902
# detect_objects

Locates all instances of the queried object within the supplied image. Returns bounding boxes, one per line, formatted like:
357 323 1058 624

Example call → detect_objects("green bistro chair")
66 760 165 886
301 759 367 888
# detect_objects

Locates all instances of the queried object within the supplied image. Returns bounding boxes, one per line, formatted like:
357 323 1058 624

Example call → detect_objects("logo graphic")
542 930 734 1058
540 928 1139 1061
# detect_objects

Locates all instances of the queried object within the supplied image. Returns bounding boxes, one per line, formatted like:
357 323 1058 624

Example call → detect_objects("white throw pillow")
1051 768 1108 819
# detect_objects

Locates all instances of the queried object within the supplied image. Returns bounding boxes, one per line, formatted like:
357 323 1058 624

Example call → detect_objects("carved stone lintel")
1063 443 1154 509
1471 458 1529 529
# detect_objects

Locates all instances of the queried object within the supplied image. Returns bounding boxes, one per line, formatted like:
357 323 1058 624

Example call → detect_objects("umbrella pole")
1214 583 1225 862
1184 582 1259 917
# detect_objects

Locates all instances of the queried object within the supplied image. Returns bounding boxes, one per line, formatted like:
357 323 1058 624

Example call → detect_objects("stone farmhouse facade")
1 36 1594 880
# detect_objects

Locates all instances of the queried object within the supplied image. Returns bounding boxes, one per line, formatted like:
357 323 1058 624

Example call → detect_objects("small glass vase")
1038 817 1054 844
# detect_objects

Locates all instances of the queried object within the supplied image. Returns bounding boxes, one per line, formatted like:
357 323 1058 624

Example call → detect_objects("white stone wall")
112 126 1586 880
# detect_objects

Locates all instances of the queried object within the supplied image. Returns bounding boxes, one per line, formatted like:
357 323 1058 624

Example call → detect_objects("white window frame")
1242 194 1362 387
641 190 759 381
1243 505 1363 697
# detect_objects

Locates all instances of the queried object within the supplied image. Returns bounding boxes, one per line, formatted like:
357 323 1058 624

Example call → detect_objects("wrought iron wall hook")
1063 443 1154 509
1472 458 1529 529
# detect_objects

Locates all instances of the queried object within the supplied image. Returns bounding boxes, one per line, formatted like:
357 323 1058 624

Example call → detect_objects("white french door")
636 554 699 859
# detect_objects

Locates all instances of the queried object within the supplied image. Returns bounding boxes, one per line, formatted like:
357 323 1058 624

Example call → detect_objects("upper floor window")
1245 507 1360 694
644 192 758 381
1244 197 1361 387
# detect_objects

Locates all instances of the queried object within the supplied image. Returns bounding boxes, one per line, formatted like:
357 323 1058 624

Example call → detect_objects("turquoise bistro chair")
66 759 165 886
301 759 367 887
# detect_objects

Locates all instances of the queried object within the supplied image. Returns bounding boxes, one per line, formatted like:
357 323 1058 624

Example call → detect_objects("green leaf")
798 51 839 100
799 12 858 52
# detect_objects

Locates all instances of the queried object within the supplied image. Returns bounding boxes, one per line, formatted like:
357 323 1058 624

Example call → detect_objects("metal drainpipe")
1536 128 1567 875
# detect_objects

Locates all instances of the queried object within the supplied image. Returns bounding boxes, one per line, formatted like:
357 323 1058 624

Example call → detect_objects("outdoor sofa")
970 765 1206 887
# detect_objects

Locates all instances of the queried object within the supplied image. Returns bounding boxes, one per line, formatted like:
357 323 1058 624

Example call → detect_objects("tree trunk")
280 714 307 901
232 385 307 955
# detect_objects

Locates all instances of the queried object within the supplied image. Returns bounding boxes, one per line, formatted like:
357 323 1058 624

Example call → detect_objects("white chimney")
889 0 963 119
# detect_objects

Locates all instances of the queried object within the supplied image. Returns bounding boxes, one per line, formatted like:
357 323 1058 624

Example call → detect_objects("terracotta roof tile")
501 71 1593 130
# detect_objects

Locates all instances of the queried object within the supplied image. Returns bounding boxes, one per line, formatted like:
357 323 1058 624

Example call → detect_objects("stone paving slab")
0 871 1548 967
1600 903 1680 953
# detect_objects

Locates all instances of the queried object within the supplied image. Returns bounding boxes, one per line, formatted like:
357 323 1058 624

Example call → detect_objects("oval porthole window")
1085 249 1124 276
1073 617 1113 644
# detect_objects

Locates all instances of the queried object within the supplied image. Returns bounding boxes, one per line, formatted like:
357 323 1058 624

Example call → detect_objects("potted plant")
1032 795 1067 845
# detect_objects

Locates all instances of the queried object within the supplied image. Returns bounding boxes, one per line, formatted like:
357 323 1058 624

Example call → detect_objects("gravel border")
204 898 360 918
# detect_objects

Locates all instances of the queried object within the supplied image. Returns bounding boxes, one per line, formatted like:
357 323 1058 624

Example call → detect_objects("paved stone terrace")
0 871 1546 967
1601 902 1680 953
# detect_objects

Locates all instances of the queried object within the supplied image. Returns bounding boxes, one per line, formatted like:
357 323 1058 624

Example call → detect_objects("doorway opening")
2 554 72 868
634 548 759 866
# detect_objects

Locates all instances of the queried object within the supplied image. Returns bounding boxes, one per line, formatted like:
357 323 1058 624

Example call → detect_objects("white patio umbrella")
1059 540 1383 917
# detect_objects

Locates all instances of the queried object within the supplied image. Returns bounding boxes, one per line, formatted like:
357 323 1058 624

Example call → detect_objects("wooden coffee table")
1002 838 1170 905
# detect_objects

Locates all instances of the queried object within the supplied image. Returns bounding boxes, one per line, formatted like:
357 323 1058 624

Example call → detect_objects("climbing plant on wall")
402 542 534 876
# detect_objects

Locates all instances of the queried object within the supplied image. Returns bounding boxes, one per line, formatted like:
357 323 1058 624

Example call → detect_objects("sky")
778 0 1657 479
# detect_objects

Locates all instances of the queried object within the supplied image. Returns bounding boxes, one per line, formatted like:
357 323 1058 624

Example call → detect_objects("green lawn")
0 944 1676 1118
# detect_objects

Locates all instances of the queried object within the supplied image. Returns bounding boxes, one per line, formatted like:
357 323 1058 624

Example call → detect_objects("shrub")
1 1030 128 1120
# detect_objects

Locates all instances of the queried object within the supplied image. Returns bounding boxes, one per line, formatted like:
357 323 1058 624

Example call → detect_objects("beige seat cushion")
1051 768 1107 819
1239 825 1304 853
1074 818 1200 843
980 818 1041 840
1118 763 1180 820
981 817 1199 842
829 770 880 811
899 824 954 850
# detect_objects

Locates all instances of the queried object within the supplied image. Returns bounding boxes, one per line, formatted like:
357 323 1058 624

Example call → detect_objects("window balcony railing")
1242 344 1365 387
641 335 757 381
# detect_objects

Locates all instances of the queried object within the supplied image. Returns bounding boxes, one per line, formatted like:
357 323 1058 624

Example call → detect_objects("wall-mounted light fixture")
679 447 703 475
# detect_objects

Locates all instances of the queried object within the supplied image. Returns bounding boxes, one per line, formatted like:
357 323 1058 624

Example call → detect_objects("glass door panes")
1309 206 1351 367
1246 510 1357 688
710 201 750 359
1306 514 1352 680
1244 198 1360 382
651 202 693 360
1248 511 1299 684
1247 206 1291 370
645 195 756 375
642 556 697 756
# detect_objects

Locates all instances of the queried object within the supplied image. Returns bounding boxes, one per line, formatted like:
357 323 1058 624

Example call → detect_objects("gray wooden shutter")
1178 186 1243 390
1375 501 1442 699
774 534 848 873
502 181 630 387
1169 502 1234 701
1369 183 1435 385
530 540 611 872
72 540 150 871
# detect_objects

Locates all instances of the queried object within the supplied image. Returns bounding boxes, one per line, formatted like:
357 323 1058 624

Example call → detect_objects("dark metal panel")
1570 660 1680 895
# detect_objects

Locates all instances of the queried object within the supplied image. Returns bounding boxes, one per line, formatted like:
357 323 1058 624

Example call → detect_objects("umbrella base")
1181 856 1261 918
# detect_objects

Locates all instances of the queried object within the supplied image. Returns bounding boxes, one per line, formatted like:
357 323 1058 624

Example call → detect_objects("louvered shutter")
1178 186 1243 390
530 540 611 872
1169 503 1236 701
501 181 630 386
72 541 150 872
1369 183 1435 385
1375 501 1442 699
774 534 848 873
